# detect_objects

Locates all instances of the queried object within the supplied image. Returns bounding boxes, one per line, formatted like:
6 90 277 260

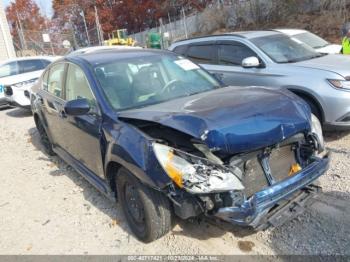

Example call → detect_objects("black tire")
116 168 171 243
302 97 322 123
36 118 55 156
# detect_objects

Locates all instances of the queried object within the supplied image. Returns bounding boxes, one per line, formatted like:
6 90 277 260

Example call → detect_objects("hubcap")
124 183 144 225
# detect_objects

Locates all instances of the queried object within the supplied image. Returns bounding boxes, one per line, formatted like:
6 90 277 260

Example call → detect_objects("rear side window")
173 45 188 55
187 45 216 64
47 63 65 98
218 44 257 66
0 62 19 78
18 60 46 73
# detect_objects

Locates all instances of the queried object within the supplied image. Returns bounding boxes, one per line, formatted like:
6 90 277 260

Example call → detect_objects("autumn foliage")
6 0 215 48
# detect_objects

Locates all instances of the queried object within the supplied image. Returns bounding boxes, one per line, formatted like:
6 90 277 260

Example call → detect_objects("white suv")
0 56 58 109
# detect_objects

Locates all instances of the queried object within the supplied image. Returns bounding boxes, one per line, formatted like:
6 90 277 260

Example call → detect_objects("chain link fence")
14 29 75 56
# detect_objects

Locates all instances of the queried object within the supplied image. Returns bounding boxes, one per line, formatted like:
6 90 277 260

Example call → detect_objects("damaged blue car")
31 49 329 242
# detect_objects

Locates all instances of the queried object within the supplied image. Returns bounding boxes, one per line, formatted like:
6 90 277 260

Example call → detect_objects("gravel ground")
0 107 349 255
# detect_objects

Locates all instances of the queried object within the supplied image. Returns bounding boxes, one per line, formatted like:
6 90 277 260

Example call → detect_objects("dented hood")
119 86 311 154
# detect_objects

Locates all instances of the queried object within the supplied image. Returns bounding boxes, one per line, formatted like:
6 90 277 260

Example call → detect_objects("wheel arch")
105 161 123 198
287 88 325 123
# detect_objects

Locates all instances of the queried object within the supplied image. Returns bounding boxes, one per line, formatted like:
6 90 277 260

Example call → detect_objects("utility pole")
16 11 27 50
80 10 90 46
94 6 104 45
181 7 188 39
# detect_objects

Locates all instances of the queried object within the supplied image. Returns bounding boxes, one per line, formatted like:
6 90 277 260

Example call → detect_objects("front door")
58 63 104 178
203 41 272 87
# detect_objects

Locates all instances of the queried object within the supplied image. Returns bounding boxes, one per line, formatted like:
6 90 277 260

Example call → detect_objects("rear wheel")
36 119 55 156
116 168 171 242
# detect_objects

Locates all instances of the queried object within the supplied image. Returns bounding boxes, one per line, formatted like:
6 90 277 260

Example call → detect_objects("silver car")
274 29 342 54
169 31 350 130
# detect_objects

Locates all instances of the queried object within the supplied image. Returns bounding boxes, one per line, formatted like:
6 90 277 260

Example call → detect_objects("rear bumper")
214 153 330 227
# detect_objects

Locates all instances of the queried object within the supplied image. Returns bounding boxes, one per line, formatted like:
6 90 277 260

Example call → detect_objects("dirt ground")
0 107 349 255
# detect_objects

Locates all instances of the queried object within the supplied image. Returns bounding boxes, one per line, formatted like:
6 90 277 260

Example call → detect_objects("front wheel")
116 168 172 242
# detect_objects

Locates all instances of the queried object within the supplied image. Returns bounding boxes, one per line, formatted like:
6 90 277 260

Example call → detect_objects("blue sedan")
31 49 329 242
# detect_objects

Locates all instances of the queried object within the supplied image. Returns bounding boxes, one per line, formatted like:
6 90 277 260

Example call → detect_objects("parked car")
0 56 58 109
169 31 350 130
274 29 342 54
67 45 142 56
32 49 329 242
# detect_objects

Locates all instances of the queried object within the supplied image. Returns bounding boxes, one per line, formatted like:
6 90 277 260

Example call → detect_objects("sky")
2 0 53 17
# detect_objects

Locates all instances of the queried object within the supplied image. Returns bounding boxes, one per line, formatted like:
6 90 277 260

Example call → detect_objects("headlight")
310 114 324 152
153 143 244 194
328 79 350 90
11 78 38 89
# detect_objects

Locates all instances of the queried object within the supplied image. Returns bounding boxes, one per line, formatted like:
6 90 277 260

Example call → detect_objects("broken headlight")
310 114 324 152
153 143 244 194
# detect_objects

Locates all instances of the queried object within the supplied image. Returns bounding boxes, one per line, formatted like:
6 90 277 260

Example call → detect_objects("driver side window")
66 64 97 111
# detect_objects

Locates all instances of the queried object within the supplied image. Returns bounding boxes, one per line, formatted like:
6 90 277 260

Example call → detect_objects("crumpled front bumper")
214 153 330 228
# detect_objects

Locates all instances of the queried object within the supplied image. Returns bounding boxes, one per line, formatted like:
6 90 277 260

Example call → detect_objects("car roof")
68 45 142 56
172 30 283 45
273 28 307 36
223 30 281 39
68 49 174 66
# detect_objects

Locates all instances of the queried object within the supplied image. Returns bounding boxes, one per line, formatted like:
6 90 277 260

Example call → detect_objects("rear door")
185 43 217 65
38 63 67 147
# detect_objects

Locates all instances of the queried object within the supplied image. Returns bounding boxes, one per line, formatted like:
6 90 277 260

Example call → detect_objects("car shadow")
27 126 261 242
263 191 350 255
28 127 133 238
6 107 32 118
324 130 350 142
0 106 12 111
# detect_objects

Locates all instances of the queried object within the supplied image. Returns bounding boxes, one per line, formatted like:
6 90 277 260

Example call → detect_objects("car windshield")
293 32 329 49
251 34 323 63
94 54 220 111
0 63 16 78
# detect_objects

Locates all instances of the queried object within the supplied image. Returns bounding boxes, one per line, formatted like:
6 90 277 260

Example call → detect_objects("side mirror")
64 98 90 116
242 56 260 68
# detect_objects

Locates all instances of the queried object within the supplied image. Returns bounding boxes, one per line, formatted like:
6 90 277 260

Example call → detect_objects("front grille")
4 86 12 96
270 145 296 182
243 158 268 197
243 145 297 197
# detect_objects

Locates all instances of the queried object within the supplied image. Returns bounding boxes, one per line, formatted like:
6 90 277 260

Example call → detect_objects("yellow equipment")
104 29 136 46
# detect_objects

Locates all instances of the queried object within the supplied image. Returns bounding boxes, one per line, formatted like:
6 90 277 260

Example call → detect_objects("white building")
0 1 15 61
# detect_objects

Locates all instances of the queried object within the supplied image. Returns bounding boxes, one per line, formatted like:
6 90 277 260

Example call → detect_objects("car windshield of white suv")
251 34 324 63
293 32 329 49
0 63 18 78
94 54 220 111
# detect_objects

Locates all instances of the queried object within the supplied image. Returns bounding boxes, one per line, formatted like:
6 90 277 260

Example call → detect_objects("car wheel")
116 168 171 242
303 97 322 123
36 119 55 156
